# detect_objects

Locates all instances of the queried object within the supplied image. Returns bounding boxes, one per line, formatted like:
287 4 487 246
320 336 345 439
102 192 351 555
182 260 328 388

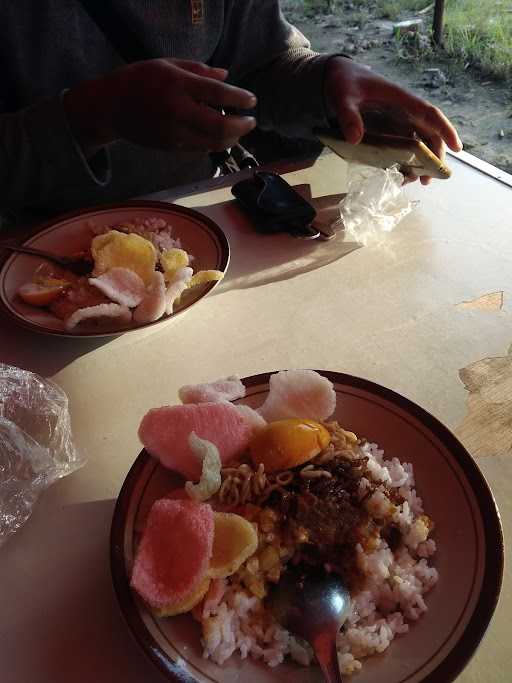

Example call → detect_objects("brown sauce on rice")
212 423 407 593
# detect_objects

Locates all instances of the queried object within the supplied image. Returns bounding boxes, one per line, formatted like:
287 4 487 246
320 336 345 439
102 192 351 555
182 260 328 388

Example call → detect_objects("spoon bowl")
268 568 351 682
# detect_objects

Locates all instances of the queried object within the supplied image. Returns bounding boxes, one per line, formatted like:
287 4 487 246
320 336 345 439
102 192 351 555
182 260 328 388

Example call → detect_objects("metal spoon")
3 245 93 276
268 568 351 682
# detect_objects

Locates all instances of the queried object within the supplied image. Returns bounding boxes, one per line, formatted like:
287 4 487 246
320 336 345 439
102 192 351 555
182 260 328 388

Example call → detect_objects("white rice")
200 442 438 675
88 216 184 253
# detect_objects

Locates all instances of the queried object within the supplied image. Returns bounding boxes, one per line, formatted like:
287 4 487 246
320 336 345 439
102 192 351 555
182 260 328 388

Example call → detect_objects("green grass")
290 0 512 80
376 0 428 21
375 0 512 80
443 1 512 80
302 0 337 15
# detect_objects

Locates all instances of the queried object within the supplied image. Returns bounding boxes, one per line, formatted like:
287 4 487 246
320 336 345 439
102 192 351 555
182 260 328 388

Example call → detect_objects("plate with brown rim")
0 200 229 338
110 370 503 683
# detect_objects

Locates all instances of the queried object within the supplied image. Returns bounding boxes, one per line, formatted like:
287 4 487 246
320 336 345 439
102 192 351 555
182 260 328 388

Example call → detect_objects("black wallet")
231 171 319 238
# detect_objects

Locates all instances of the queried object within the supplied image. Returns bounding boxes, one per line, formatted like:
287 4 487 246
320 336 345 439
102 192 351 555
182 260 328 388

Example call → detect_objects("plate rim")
0 200 230 338
110 370 504 683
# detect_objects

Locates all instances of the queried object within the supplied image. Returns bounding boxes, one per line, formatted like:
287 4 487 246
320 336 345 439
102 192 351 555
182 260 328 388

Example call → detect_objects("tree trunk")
432 0 446 46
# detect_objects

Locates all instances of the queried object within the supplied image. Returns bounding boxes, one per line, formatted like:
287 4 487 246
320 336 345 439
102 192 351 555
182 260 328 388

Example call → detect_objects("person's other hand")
324 57 463 185
65 58 257 154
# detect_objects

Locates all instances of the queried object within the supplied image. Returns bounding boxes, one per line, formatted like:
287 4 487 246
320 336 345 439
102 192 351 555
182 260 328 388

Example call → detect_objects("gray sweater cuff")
0 91 113 220
282 50 334 132
247 51 344 139
25 93 112 191
0 94 113 225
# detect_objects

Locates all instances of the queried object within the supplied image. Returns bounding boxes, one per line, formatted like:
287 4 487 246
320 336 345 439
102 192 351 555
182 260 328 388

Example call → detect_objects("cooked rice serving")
197 423 438 675
88 216 184 253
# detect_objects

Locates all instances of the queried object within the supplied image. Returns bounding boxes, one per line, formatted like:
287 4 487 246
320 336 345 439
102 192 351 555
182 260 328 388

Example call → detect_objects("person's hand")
64 58 257 155
324 57 463 185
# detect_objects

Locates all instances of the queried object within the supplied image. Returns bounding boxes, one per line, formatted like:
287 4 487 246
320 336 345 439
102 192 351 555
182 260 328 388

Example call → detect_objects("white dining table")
0 150 511 682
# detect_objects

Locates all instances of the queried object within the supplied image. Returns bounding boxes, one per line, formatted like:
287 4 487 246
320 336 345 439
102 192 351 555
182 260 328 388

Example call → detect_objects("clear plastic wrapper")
336 164 416 246
0 364 84 545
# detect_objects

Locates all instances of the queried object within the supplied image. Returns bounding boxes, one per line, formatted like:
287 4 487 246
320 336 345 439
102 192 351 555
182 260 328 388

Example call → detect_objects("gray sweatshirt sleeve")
213 0 335 138
0 1 334 221
0 93 111 213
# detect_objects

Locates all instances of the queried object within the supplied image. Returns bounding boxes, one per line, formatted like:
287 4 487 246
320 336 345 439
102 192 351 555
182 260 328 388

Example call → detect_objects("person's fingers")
323 64 364 143
331 95 364 144
325 57 462 153
163 58 257 108
425 134 445 162
416 133 444 185
165 58 228 82
402 173 418 185
187 75 257 110
412 103 461 153
380 88 462 152
178 100 256 146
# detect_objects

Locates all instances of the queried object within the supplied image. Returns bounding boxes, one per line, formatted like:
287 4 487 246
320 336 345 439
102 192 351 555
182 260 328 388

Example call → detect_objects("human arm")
323 57 463 185
0 94 112 215
213 1 461 183
212 0 332 138
0 59 256 213
63 59 257 155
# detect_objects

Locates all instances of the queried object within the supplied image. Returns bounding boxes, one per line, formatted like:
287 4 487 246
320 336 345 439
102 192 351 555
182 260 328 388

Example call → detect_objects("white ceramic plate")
111 371 503 683
0 201 229 338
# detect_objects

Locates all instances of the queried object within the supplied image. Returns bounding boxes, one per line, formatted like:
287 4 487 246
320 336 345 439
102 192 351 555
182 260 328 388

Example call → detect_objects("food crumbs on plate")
131 370 439 675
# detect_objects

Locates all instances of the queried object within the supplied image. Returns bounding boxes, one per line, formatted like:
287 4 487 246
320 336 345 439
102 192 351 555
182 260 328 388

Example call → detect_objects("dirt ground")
282 1 512 174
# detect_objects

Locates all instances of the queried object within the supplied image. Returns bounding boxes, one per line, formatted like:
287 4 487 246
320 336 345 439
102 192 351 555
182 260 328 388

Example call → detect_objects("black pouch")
231 171 319 238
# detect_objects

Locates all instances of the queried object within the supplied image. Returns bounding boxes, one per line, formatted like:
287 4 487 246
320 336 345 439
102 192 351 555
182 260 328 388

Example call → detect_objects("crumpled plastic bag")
335 164 416 246
0 363 84 545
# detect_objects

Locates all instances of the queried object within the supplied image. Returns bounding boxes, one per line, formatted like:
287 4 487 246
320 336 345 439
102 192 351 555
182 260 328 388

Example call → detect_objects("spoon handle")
4 245 93 276
4 245 67 263
314 638 343 683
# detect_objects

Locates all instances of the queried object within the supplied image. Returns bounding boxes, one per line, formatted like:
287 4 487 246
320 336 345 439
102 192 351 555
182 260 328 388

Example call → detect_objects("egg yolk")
249 419 330 473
